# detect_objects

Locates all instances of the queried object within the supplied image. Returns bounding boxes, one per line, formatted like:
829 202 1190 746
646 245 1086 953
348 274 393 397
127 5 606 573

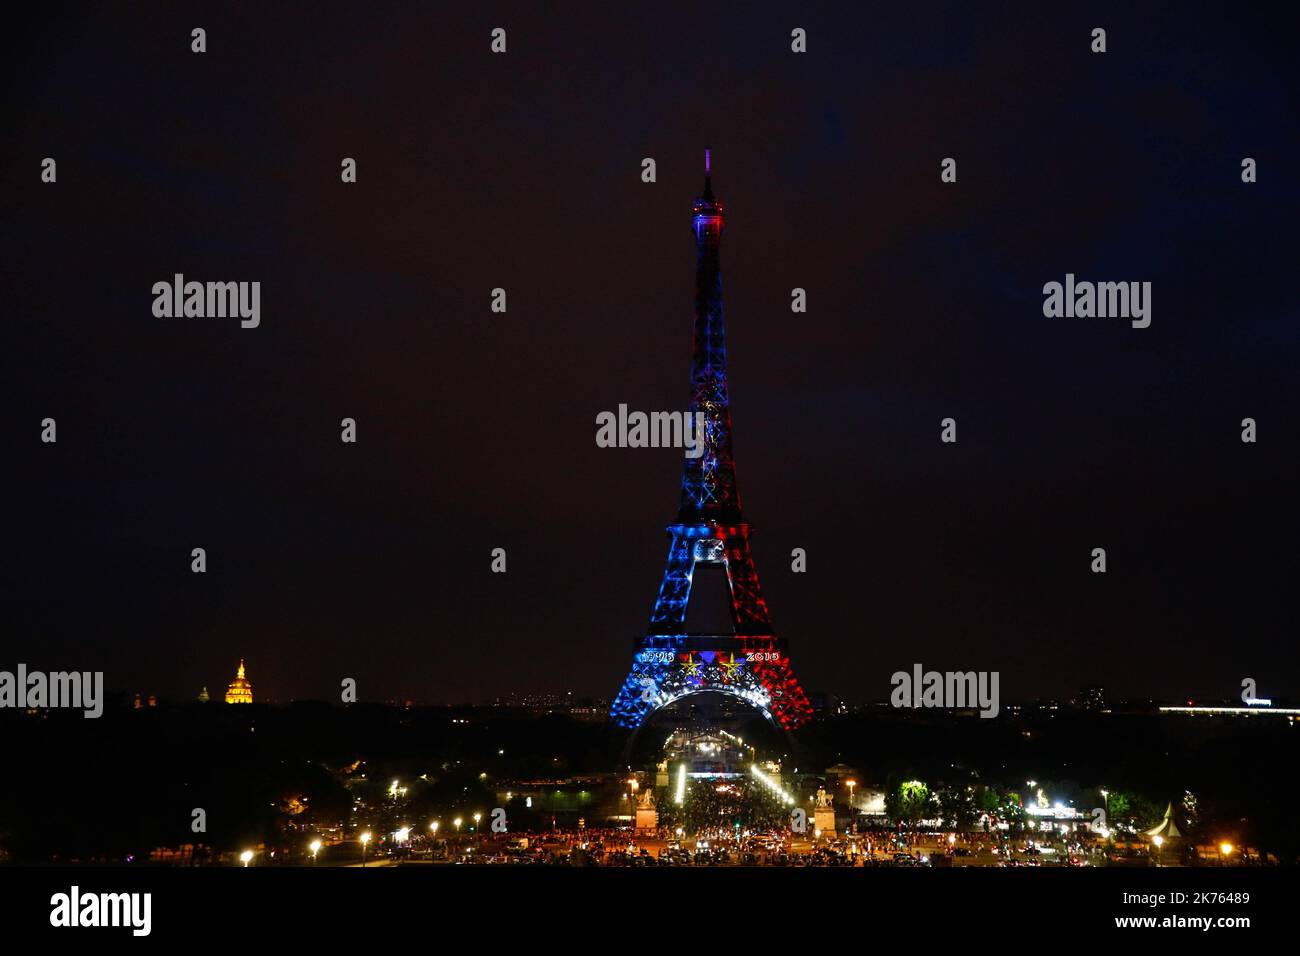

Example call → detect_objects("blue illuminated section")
681 156 737 522
610 651 678 728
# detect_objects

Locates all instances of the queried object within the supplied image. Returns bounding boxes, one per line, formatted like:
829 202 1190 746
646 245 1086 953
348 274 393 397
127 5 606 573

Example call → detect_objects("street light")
430 821 440 835
309 839 321 864
359 830 372 867
472 812 482 832
239 849 253 867
1220 842 1234 864
454 816 463 833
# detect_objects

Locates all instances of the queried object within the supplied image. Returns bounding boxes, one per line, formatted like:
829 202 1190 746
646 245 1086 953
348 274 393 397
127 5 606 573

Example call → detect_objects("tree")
885 779 931 831
1105 791 1131 823
937 785 977 830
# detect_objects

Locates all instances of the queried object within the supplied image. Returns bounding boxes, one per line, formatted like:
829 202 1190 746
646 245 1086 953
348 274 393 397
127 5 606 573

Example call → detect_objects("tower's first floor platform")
610 633 813 731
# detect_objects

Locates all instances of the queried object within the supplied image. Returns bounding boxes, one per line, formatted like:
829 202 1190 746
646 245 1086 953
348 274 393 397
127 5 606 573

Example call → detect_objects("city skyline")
59 651 1298 712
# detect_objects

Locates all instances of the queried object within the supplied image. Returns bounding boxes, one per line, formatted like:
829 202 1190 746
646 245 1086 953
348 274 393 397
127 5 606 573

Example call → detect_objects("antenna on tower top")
705 147 711 176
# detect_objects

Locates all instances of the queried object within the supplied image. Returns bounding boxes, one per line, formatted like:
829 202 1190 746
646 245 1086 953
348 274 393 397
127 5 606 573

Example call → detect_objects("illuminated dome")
224 659 253 704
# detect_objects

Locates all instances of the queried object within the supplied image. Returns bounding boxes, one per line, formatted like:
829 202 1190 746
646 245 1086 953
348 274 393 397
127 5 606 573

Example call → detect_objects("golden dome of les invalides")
224 659 253 704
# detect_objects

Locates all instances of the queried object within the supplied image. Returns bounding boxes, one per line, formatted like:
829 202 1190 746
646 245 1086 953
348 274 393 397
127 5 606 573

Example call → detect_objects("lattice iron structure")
611 152 814 733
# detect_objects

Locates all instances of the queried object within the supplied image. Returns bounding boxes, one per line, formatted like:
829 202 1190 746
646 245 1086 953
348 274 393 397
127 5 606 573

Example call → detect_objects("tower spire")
683 148 734 521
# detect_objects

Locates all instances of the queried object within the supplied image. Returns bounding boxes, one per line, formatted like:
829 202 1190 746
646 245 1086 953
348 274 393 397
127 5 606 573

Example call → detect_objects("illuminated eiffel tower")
610 152 814 733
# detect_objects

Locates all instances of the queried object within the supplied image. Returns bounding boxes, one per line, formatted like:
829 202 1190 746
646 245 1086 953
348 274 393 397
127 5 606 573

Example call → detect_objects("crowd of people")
421 824 1105 867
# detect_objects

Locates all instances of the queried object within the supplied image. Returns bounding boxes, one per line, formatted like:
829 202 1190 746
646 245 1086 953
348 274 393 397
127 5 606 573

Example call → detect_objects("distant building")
197 686 210 703
1158 701 1299 720
491 692 609 720
1082 686 1107 712
224 659 253 704
808 691 842 715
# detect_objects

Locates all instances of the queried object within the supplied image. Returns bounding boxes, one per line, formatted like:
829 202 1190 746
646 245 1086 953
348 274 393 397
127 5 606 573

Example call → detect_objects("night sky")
6 3 1298 706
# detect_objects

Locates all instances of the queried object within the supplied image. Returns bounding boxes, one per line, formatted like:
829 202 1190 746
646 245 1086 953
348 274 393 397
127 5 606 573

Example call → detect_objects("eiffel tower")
610 151 814 734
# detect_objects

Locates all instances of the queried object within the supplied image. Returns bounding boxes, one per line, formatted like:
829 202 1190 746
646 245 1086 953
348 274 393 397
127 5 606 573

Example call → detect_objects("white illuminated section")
1160 705 1300 716
750 764 796 806
674 762 687 806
